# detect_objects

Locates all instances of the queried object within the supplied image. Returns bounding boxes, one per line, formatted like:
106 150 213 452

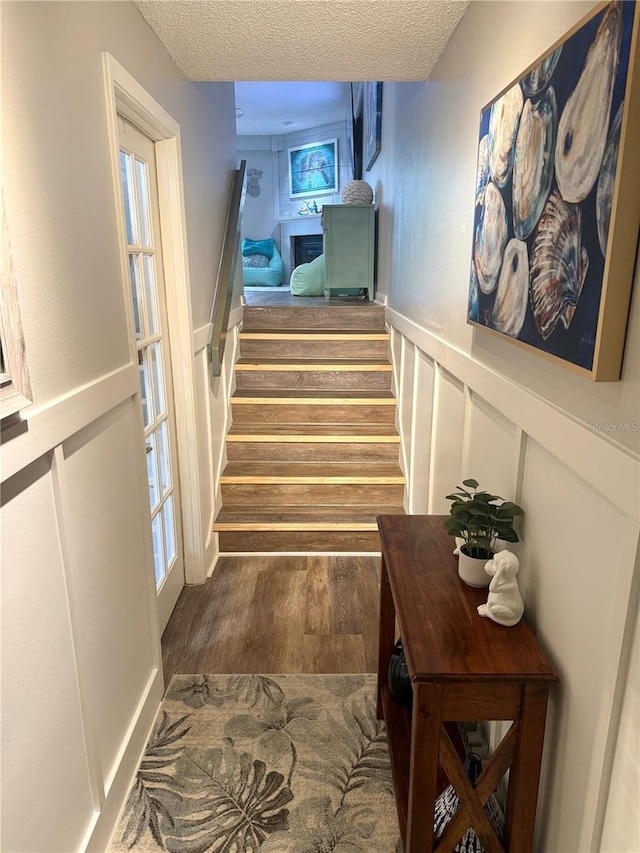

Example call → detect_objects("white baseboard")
83 667 164 852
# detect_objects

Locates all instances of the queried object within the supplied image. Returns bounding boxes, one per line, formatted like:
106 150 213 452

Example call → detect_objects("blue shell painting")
289 140 338 199
468 1 639 381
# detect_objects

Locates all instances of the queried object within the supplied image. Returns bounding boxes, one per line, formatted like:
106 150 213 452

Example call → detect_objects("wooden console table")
376 515 557 853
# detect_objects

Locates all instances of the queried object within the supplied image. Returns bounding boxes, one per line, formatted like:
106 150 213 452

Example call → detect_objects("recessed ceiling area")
234 82 351 137
134 1 469 81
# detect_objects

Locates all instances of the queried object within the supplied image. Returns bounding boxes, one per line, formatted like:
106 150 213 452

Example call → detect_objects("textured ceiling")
134 1 469 81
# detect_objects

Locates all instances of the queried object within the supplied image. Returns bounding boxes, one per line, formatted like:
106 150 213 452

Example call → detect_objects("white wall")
194 306 241 571
238 140 276 241
601 577 640 852
368 2 640 849
1 1 236 848
1 458 97 852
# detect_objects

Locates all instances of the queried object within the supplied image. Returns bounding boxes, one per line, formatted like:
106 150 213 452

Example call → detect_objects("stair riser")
243 306 386 331
215 504 404 522
221 483 405 505
227 442 401 463
240 340 389 360
235 370 391 392
232 404 396 425
218 530 382 552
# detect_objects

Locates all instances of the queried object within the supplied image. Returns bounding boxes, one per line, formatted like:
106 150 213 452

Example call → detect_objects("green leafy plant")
444 479 524 559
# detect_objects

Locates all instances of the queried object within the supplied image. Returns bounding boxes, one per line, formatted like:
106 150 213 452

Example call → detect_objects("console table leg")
505 683 550 852
376 555 394 719
406 682 441 852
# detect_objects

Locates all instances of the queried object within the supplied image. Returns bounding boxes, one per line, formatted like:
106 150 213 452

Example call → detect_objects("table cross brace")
433 722 520 853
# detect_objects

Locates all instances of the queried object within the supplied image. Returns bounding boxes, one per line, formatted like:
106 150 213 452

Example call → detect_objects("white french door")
117 116 184 633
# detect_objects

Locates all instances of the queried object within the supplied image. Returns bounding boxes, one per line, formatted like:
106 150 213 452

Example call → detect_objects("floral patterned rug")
110 673 401 852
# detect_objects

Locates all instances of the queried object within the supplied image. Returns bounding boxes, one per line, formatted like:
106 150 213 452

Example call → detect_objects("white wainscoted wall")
368 2 640 850
386 314 639 851
193 303 243 572
1 2 236 850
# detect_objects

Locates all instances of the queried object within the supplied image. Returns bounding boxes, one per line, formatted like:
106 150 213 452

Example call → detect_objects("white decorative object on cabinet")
477 550 525 626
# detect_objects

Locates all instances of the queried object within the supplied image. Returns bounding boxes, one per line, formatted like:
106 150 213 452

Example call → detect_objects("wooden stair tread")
244 303 383 309
220 461 405 483
216 522 378 531
227 424 400 440
239 330 388 340
235 359 391 371
232 390 395 403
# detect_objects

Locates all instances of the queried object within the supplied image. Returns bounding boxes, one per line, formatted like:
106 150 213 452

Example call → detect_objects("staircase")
213 302 405 552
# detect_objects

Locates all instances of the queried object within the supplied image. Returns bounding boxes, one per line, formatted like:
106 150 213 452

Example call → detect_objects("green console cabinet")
321 204 375 301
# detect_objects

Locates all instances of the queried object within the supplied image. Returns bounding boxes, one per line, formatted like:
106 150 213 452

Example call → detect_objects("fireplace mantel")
276 214 321 223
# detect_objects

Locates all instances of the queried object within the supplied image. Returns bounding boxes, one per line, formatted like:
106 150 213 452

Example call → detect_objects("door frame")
103 53 205 586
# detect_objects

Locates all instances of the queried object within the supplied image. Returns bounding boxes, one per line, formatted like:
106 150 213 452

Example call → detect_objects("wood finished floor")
161 554 381 687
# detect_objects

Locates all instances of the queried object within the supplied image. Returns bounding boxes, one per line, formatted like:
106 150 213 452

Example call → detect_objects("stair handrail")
208 160 247 377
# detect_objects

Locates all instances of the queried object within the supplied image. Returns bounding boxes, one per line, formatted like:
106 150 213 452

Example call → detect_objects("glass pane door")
117 118 184 631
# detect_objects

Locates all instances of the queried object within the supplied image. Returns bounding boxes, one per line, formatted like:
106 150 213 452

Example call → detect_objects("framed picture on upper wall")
468 1 640 381
364 82 383 171
288 139 338 199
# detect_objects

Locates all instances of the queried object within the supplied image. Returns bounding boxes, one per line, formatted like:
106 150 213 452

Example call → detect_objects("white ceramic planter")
457 549 492 588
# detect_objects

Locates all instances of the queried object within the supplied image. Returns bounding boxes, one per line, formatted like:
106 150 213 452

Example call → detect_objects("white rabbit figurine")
477 550 524 627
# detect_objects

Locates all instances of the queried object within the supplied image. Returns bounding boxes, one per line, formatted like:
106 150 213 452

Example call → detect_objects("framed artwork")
364 82 383 171
468 1 639 381
351 82 364 180
288 139 338 199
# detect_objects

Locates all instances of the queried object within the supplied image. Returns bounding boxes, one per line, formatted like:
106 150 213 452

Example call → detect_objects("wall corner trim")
228 305 243 330
193 322 212 355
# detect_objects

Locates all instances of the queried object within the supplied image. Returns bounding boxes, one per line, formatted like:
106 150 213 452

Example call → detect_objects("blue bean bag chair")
242 238 283 288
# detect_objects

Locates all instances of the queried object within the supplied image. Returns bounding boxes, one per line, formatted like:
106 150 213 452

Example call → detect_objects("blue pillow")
242 238 274 259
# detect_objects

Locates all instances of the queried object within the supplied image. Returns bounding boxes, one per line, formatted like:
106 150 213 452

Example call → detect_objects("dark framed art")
351 83 364 180
288 139 338 199
468 1 639 381
364 82 383 171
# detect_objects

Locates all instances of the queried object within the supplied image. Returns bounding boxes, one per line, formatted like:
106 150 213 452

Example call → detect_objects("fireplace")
278 215 323 284
291 234 323 272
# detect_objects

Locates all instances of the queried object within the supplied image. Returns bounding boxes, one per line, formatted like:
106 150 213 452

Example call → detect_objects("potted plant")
444 479 524 587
